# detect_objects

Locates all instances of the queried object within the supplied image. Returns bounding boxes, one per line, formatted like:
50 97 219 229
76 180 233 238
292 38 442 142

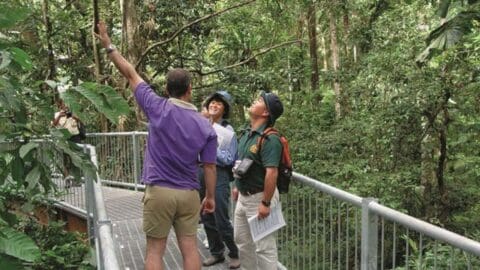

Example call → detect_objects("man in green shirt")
233 91 284 270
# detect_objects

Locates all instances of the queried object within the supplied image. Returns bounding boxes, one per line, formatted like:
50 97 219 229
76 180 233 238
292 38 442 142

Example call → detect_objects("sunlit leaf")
0 50 11 70
45 80 57 89
25 165 41 190
9 48 32 71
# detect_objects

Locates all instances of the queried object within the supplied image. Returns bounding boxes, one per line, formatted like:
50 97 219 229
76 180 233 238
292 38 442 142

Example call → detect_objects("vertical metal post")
84 145 101 268
132 132 139 191
83 146 95 246
361 198 378 270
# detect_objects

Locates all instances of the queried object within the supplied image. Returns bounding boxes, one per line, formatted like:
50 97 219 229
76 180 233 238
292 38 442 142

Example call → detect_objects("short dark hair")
166 68 191 98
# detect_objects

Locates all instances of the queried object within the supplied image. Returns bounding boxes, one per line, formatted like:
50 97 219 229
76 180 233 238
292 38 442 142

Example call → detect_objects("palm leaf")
63 82 130 125
416 9 480 65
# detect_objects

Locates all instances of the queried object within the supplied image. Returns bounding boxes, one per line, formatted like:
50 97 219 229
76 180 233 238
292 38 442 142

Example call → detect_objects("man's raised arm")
95 21 143 91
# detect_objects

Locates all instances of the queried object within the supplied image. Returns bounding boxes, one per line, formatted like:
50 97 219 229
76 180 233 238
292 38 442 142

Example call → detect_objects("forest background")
1 0 480 264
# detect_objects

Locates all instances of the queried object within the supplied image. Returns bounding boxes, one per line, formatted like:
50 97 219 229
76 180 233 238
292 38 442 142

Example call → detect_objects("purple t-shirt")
135 82 217 190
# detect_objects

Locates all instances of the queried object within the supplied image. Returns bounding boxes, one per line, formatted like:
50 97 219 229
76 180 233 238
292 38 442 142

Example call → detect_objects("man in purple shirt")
96 21 216 270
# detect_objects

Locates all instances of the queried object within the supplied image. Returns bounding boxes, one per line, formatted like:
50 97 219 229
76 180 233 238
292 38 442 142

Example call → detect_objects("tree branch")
198 39 302 76
135 0 256 69
192 78 230 90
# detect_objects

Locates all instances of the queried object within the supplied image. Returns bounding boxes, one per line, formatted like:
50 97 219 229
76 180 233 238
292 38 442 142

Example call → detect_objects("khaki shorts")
143 185 200 239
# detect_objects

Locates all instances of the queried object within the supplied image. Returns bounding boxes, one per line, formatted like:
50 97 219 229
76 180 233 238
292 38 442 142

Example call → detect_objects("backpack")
257 127 293 194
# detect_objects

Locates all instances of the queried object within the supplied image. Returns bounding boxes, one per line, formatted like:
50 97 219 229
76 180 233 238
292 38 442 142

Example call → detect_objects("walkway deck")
61 184 231 270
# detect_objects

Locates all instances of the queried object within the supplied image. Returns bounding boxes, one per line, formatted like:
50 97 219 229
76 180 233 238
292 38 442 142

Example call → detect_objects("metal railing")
86 132 147 190
44 141 120 270
277 174 480 269
86 132 480 270
83 145 120 270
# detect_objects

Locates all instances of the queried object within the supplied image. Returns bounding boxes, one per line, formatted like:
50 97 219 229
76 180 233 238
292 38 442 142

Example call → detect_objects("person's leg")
251 190 279 270
254 232 278 270
234 195 257 270
202 212 225 258
174 189 202 270
145 236 167 270
143 186 176 270
200 168 225 261
177 235 201 270
214 169 238 259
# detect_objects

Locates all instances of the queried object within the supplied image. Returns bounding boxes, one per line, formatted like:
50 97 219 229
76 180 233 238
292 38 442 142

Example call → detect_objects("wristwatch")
261 200 271 207
106 44 116 54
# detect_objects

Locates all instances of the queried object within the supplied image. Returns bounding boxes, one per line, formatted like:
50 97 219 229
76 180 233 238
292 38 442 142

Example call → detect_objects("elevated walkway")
51 133 480 270
59 183 228 269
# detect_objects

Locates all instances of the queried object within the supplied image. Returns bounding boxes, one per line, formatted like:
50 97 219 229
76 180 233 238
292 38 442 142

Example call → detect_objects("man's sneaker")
228 258 241 269
202 255 225 267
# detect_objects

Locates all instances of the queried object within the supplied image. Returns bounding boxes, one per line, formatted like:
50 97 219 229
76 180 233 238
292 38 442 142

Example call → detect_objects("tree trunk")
41 0 56 101
341 0 350 58
420 122 436 219
123 0 144 131
321 36 328 71
307 4 320 97
92 0 102 82
329 11 342 118
436 88 451 221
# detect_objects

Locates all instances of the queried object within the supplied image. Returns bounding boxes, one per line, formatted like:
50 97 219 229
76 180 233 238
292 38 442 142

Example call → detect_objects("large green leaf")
19 142 39 159
9 48 32 71
25 165 41 190
416 9 480 65
50 129 97 180
0 227 40 262
65 82 130 125
0 4 29 29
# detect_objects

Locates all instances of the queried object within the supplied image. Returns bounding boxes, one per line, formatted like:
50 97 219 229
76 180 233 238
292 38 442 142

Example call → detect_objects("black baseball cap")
260 91 283 125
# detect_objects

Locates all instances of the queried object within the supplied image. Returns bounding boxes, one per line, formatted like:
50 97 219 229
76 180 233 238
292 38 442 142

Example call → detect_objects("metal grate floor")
101 186 230 270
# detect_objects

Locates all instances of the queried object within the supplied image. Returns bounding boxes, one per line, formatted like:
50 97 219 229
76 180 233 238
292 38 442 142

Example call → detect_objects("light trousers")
234 189 279 270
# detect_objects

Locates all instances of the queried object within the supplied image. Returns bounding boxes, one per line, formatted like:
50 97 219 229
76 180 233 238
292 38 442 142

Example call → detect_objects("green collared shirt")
235 123 282 193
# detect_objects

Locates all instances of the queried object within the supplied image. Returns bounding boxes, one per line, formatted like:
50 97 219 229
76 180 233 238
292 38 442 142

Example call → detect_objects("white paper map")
247 203 286 242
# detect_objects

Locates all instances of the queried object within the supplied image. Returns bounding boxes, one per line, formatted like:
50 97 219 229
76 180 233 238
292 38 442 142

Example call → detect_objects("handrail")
368 201 480 257
84 145 120 270
293 172 363 207
293 171 480 257
86 131 148 136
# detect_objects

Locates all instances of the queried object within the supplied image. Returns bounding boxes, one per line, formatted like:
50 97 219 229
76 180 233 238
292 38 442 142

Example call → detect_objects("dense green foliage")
23 220 93 270
0 2 106 268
